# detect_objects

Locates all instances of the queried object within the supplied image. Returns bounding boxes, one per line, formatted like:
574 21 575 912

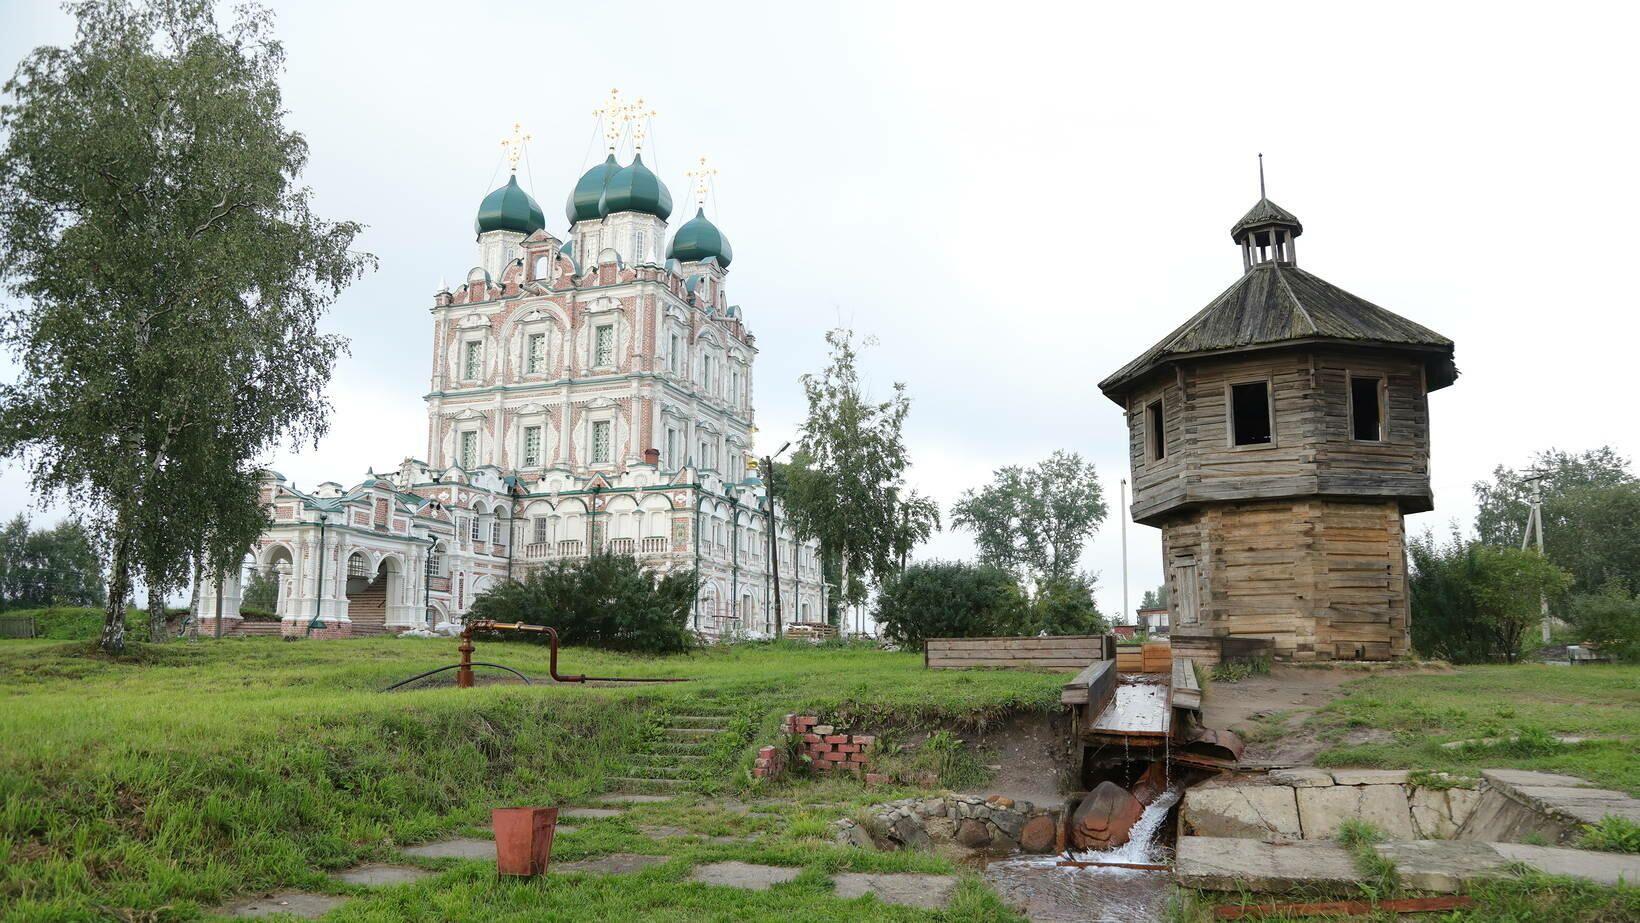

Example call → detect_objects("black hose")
382 662 533 692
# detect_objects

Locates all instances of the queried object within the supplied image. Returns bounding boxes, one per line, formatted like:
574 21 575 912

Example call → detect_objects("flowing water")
983 790 1181 922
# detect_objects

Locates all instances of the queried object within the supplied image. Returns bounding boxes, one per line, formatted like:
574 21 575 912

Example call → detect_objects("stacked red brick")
751 744 786 780
782 714 875 775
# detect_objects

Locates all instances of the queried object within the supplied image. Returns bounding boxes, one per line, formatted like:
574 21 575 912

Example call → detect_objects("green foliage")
1211 661 1251 683
0 514 104 610
5 605 103 639
951 450 1107 585
1475 447 1640 596
1024 573 1107 636
1333 817 1385 849
781 329 933 609
240 565 279 612
872 560 1026 648
0 0 373 653
1567 581 1640 661
1577 815 1640 854
467 554 697 654
1139 583 1168 609
1333 819 1399 896
1410 530 1573 663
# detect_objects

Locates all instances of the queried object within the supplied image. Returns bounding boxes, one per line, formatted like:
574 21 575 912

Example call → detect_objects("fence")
0 615 37 639
924 634 1114 670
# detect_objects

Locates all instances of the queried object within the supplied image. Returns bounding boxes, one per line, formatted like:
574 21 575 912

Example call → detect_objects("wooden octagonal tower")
1100 190 1456 661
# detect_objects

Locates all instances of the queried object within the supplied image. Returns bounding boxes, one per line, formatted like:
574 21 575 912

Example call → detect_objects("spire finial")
686 155 717 208
1258 152 1266 199
500 121 531 174
594 88 626 153
625 96 656 154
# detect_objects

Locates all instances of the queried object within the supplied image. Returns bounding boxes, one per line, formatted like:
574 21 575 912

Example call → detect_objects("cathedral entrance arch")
344 551 402 636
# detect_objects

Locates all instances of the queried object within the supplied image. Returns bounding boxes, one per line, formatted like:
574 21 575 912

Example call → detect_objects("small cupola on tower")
1231 154 1302 272
474 122 545 279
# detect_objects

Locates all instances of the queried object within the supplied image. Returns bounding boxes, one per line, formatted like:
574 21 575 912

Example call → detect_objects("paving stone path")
218 892 347 919
689 861 802 890
833 872 960 910
552 853 670 876
558 807 625 820
610 709 735 795
402 838 495 860
334 863 435 886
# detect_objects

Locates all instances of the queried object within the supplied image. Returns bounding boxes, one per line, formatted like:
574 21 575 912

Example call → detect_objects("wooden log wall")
924 635 1111 671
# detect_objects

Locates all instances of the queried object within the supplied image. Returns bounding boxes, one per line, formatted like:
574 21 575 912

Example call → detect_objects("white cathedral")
197 102 826 640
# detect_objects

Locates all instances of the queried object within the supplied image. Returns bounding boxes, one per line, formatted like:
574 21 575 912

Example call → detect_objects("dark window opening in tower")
1231 381 1272 445
1147 400 1166 460
1351 376 1383 441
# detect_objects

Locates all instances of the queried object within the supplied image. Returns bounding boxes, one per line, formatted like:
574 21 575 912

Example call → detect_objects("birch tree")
0 0 371 653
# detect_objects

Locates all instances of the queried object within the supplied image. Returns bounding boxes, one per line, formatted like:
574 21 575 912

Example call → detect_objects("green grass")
1169 872 1640 922
0 637 1065 921
1 606 106 640
1306 664 1640 794
1576 815 1640 854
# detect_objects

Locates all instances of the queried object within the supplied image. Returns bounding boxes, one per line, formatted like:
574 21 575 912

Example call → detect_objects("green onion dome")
598 154 673 220
475 175 546 236
667 208 733 267
566 154 619 225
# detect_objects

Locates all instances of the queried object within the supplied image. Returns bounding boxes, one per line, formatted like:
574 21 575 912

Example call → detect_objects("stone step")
649 742 712 756
611 776 691 792
661 727 720 740
669 715 732 729
623 763 695 779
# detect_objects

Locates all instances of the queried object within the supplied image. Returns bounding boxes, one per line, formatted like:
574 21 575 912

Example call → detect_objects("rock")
1019 814 1057 853
1175 837 1362 893
1409 786 1482 839
1490 843 1640 887
1296 784 1416 840
1181 784 1302 840
1373 840 1516 893
1328 769 1410 786
1070 781 1146 851
924 816 956 841
1269 768 1334 788
812 725 835 735
890 814 931 851
921 799 946 817
833 872 960 910
955 817 992 849
990 809 1027 839
992 796 1015 809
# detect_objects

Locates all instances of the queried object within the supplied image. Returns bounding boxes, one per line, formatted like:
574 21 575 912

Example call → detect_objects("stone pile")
830 794 1061 856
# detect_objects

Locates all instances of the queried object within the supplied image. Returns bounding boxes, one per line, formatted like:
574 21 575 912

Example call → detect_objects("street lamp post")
763 441 792 640
306 513 329 637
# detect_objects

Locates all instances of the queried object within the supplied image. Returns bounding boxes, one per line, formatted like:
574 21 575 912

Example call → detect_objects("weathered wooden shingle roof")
1099 261 1457 399
1231 197 1303 240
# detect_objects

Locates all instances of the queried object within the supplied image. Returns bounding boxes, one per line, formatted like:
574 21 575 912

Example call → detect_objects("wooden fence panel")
925 635 1112 671
0 616 38 639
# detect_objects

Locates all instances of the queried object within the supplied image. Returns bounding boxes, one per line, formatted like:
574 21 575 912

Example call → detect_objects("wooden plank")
1060 659 1115 706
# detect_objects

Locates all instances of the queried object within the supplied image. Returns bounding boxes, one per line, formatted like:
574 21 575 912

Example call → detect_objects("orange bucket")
491 807 558 876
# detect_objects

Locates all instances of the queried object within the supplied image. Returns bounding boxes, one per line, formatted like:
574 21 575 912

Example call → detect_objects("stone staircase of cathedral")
346 582 388 637
609 710 735 795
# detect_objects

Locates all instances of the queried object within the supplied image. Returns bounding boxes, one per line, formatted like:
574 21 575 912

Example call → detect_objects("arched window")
426 541 444 577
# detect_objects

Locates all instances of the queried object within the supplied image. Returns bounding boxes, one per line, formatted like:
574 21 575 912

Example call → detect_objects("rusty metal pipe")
460 620 689 685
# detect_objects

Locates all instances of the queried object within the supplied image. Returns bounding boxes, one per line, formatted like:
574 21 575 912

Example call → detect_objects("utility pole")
1120 478 1129 627
1522 472 1552 644
762 441 792 640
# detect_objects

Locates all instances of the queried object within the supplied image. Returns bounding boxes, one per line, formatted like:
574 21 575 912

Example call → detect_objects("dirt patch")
1198 666 1360 765
956 708 1075 805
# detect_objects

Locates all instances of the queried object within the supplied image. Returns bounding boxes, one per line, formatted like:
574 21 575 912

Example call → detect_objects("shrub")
872 560 1026 649
1410 530 1573 663
1577 816 1640 854
1026 574 1108 636
466 554 697 654
1568 582 1640 661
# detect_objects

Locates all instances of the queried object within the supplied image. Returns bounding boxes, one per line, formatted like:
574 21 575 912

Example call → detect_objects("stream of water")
983 790 1181 922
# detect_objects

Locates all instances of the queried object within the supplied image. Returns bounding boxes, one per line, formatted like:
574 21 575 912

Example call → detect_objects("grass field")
0 637 1062 922
1307 664 1640 794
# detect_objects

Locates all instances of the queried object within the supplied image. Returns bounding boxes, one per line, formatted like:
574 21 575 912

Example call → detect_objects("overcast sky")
3 1 1637 618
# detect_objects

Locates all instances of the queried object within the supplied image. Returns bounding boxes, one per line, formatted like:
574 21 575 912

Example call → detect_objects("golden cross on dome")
593 88 626 153
499 121 532 173
685 155 717 207
626 97 656 153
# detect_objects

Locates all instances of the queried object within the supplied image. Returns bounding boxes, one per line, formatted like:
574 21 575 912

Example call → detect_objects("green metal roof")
475 175 546 237
1231 197 1303 242
599 154 674 220
667 208 733 267
566 154 619 224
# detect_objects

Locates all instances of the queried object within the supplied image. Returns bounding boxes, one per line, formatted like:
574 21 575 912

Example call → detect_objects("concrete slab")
558 807 625 820
552 853 669 876
1410 786 1481 839
1182 784 1302 839
1373 840 1516 893
639 825 697 839
1328 769 1410 786
1481 769 1598 789
334 863 434 886
833 872 960 909
689 860 802 891
402 838 495 861
1268 768 1334 788
217 892 347 919
1296 784 1416 840
599 793 675 804
1175 837 1363 893
1491 843 1640 887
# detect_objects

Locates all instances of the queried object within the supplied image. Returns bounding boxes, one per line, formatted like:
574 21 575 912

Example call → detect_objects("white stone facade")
204 165 825 640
